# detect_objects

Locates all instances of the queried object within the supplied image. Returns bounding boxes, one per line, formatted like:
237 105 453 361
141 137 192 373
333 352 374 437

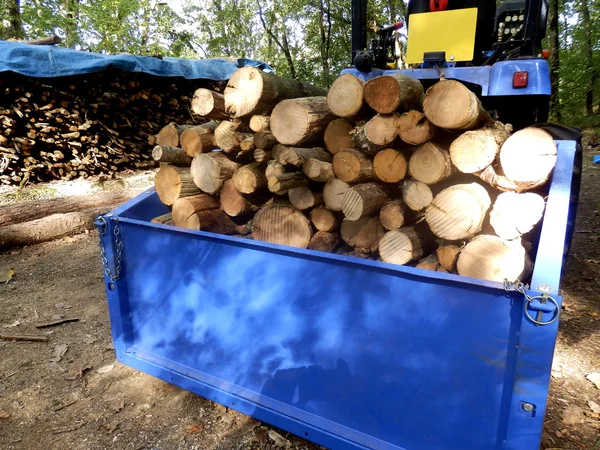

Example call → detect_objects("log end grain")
252 205 313 248
327 74 364 118
373 148 407 183
457 235 526 282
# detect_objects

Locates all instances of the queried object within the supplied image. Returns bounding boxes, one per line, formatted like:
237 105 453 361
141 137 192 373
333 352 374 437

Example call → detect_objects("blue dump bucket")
96 141 576 450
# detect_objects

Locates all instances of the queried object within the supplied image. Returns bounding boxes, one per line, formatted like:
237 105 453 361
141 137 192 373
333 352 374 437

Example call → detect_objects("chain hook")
97 216 123 284
504 279 560 326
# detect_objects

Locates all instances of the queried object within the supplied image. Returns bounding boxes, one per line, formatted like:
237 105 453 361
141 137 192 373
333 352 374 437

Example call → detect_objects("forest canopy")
0 0 598 125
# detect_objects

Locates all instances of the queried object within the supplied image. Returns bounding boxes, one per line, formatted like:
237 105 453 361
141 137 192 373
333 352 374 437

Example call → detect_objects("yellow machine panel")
406 8 478 64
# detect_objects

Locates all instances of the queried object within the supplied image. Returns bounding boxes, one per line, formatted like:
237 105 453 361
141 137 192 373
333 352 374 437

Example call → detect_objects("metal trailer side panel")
97 142 575 450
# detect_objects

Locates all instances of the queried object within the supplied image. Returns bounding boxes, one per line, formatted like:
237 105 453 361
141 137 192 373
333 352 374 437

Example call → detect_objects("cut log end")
324 118 355 154
363 74 423 114
310 206 338 232
252 205 313 248
373 148 407 183
323 178 351 211
408 142 453 185
402 180 433 211
327 74 364 119
457 235 526 282
397 110 437 145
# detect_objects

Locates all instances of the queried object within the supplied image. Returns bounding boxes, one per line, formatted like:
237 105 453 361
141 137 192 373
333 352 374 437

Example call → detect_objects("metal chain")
504 279 560 326
98 217 123 283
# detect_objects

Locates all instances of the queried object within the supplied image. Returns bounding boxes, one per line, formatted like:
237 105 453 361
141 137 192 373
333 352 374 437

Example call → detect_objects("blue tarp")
0 41 273 80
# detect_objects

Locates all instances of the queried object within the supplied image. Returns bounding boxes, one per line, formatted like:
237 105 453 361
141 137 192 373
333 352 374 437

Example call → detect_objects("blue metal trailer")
95 141 576 450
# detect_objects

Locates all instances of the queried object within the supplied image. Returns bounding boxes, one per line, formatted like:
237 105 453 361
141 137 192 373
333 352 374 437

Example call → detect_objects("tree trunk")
224 66 327 117
489 192 545 240
323 178 351 211
327 74 366 119
252 205 313 248
309 231 340 252
253 130 277 149
0 188 140 227
230 163 267 194
423 80 492 131
272 144 332 167
6 0 23 39
340 216 385 253
324 118 355 154
332 148 374 183
310 205 339 232
190 152 240 194
548 0 561 121
152 145 193 166
191 88 229 119
449 122 512 173
397 110 437 145
379 199 411 230
402 179 433 211
271 97 335 146
288 186 323 210
352 115 398 156
303 158 334 182
425 183 491 240
249 115 271 132
579 0 595 116
457 235 527 282
373 148 408 183
180 128 216 157
499 127 557 190
436 244 461 272
379 226 435 265
155 165 201 206
341 182 389 220
0 206 108 251
268 172 308 192
363 73 423 114
408 141 453 185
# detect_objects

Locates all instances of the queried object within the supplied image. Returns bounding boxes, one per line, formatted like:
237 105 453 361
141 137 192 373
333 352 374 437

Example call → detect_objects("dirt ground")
1 137 599 450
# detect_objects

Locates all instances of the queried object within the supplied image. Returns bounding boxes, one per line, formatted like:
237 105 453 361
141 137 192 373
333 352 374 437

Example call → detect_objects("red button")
513 72 528 88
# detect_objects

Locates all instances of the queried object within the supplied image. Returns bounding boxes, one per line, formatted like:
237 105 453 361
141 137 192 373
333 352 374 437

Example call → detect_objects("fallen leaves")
0 267 15 284
2 320 21 328
96 364 115 374
50 343 68 363
561 405 585 425
267 429 292 449
186 422 204 435
586 372 600 389
0 410 10 419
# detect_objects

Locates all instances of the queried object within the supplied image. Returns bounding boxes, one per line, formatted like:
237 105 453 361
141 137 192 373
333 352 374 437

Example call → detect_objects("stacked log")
150 68 559 284
0 70 226 185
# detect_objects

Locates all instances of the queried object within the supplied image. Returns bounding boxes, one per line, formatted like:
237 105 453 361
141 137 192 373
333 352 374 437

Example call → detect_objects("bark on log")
0 206 110 251
499 127 557 190
327 74 365 119
224 66 327 117
324 118 355 154
457 235 527 282
303 158 334 182
272 144 332 167
151 213 173 225
253 148 273 163
373 148 408 183
436 244 461 272
288 186 323 210
408 141 453 185
219 179 255 217
397 110 437 145
425 183 491 240
489 192 545 240
265 160 286 180
379 200 411 231
402 179 433 211
155 165 201 206
340 216 385 253
309 231 341 252
152 145 193 166
191 152 240 194
249 115 271 132
323 178 351 212
449 121 512 173
422 80 492 131
232 163 268 194
416 254 441 271
363 73 423 114
268 172 308 193
0 189 141 227
253 131 277 149
379 225 435 265
252 205 313 248
271 97 335 146
332 148 374 183
173 200 240 234
341 182 389 220
478 164 522 192
157 123 195 147
172 194 220 226
352 115 398 156
310 206 339 232
215 121 244 154
233 132 255 153
191 88 229 119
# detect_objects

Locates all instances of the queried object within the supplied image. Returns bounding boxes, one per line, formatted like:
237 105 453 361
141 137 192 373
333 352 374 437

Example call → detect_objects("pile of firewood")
0 70 221 185
151 67 558 283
